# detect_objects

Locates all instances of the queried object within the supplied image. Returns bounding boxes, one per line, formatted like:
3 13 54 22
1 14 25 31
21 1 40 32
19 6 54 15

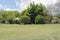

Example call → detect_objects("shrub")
20 15 30 24
35 15 45 24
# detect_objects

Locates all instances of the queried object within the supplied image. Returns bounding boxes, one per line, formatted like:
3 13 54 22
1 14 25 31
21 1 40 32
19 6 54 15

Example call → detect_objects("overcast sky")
0 0 57 11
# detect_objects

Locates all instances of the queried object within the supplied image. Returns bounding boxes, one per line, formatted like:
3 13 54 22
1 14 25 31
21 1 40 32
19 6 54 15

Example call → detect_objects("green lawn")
0 24 60 40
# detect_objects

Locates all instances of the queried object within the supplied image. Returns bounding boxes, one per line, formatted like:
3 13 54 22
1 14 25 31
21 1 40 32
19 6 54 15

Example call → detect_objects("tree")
56 14 60 19
0 11 8 23
27 2 48 24
35 15 45 24
0 10 20 24
21 9 30 16
13 11 20 17
20 15 30 24
21 2 50 24
0 11 3 23
6 11 18 24
44 14 53 23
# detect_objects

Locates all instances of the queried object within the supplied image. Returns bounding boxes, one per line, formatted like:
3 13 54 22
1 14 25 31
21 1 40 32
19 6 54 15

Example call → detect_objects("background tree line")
0 2 60 24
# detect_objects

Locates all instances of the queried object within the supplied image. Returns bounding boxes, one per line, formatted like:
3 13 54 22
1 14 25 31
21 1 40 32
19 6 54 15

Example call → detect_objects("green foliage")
0 10 20 24
19 2 51 24
13 11 20 17
27 2 48 24
35 15 45 24
6 11 20 24
0 2 54 24
56 14 60 19
20 15 30 24
0 11 8 23
44 14 53 23
21 9 30 16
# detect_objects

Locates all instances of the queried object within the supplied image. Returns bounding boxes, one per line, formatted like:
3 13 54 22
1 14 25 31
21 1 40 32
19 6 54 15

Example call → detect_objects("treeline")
0 2 60 24
0 11 20 24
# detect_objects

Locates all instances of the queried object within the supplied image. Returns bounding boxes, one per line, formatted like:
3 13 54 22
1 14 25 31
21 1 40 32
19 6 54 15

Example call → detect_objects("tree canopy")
0 2 59 24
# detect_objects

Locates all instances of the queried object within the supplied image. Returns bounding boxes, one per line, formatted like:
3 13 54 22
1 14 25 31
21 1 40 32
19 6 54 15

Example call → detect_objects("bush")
35 15 45 24
20 15 30 24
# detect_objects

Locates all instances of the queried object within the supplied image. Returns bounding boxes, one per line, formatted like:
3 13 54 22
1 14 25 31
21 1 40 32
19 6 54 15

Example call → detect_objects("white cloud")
4 8 15 11
0 4 20 11
15 0 31 11
0 0 57 11
4 8 20 11
15 0 57 11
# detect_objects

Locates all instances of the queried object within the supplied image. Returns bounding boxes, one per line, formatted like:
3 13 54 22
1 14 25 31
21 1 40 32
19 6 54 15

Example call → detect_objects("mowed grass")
0 24 60 40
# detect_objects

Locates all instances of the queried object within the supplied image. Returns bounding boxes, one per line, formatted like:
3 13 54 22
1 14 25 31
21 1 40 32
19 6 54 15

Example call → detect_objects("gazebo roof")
13 17 20 20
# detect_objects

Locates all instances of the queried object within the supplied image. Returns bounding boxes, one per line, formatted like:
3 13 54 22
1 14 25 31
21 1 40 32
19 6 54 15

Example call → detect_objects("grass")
0 24 60 40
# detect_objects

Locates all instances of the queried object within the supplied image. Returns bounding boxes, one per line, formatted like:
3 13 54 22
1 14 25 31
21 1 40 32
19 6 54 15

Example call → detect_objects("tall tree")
27 2 48 24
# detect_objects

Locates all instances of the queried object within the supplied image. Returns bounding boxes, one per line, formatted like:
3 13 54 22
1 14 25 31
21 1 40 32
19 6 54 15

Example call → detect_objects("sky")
0 0 57 11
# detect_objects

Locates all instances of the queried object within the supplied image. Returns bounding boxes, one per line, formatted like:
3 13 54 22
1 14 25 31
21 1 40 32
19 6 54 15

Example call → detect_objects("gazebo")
13 17 20 24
